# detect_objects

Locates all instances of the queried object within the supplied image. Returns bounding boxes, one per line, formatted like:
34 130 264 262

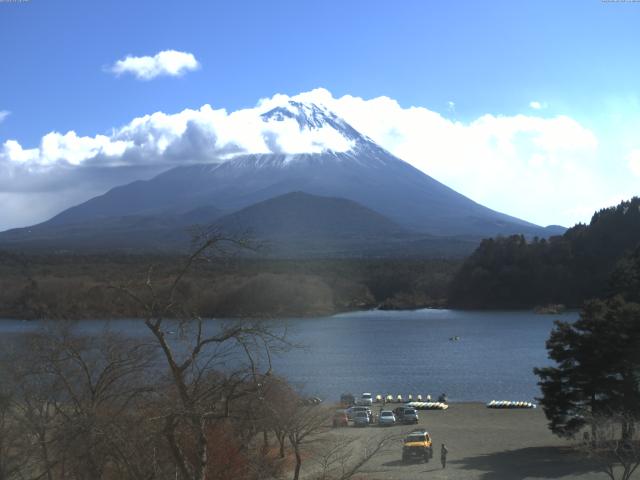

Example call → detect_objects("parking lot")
307 403 605 480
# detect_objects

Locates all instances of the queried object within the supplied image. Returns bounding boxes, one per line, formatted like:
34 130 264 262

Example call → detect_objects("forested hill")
449 197 640 309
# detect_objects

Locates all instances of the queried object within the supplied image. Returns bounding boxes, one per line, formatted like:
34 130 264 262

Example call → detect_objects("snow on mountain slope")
22 100 547 240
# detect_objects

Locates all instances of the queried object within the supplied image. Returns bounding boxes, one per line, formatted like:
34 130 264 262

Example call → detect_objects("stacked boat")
486 400 536 409
378 394 436 404
406 401 449 410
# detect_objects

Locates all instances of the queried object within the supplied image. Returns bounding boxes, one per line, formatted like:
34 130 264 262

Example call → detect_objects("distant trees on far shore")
449 197 640 309
0 253 459 320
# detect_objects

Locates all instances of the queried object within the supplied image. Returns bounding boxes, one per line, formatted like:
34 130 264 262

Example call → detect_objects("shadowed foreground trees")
0 232 392 480
0 327 159 479
0 325 298 480
579 413 640 480
535 289 640 479
534 232 640 480
535 297 640 438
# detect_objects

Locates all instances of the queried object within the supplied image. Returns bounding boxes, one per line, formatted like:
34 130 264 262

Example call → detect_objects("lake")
0 309 576 403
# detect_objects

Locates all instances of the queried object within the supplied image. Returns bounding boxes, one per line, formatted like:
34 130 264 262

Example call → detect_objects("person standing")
440 443 448 469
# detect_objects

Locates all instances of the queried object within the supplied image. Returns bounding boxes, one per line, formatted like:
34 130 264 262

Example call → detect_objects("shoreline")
0 305 573 322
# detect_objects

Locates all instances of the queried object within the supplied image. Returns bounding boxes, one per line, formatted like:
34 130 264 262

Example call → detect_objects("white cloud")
627 149 640 177
529 101 547 110
110 50 200 80
0 99 355 173
286 89 599 227
0 88 611 229
0 110 10 123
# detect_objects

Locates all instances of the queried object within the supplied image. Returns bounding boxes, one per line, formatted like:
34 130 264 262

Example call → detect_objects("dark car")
340 393 356 406
393 406 419 424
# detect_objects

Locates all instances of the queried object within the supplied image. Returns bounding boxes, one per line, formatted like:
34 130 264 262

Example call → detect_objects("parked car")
378 410 396 426
393 406 419 424
340 393 355 406
332 409 348 428
358 392 373 406
402 429 433 463
346 405 372 420
353 410 370 427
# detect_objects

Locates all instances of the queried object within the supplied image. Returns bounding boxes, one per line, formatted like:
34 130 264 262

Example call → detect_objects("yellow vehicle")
402 429 433 463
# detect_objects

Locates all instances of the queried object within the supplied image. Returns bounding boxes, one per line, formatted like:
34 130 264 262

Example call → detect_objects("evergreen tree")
450 197 640 309
534 297 640 438
609 245 640 303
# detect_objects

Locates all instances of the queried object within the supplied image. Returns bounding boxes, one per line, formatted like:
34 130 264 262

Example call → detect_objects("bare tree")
2 325 159 480
579 413 640 480
258 375 298 459
114 231 290 480
310 430 401 480
0 386 28 480
0 231 306 480
280 403 332 480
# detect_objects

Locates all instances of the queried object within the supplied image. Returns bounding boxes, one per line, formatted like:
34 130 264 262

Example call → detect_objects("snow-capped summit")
10 100 556 249
261 100 382 151
261 101 358 139
261 101 333 128
255 100 396 166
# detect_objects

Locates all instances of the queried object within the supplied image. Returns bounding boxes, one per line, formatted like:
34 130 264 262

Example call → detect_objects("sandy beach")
306 403 608 480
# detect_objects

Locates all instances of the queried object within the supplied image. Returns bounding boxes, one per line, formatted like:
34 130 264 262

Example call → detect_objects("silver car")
378 410 396 426
353 410 370 427
401 407 419 424
346 405 371 420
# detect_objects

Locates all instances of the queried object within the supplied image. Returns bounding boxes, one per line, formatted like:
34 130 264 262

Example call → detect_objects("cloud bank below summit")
0 88 631 230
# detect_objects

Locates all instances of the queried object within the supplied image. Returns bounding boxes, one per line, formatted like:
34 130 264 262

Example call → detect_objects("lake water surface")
0 309 576 403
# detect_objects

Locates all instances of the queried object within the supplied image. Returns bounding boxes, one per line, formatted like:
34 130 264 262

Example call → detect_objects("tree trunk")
276 431 286 458
195 419 208 480
39 429 54 480
621 420 635 442
293 444 302 480
261 430 270 455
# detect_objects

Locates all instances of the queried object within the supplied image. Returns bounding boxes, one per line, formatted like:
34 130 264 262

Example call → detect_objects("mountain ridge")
0 100 565 255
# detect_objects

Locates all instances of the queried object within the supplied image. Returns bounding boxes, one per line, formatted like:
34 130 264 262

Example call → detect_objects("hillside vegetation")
0 253 459 319
449 197 640 308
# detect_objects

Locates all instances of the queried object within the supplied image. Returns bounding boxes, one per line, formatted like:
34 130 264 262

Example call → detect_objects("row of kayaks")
486 400 537 409
376 394 441 403
406 401 449 410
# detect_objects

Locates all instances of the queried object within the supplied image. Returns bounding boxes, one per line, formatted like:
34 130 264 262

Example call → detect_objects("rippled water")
270 309 577 402
0 309 576 402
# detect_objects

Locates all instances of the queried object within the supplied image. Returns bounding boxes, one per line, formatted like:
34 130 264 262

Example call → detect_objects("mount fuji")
0 101 564 255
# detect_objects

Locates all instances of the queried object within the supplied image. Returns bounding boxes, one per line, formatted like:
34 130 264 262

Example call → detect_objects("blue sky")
1 0 640 230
